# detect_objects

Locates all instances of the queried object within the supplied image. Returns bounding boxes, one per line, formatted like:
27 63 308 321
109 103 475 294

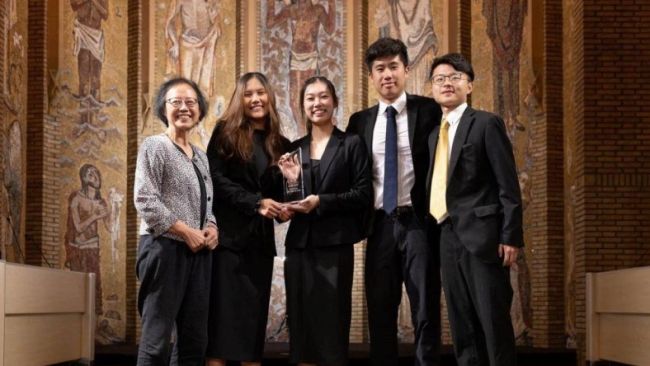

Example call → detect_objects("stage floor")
86 343 577 366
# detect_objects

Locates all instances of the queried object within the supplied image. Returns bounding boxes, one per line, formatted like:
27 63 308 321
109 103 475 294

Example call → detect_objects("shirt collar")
443 102 468 127
378 92 407 117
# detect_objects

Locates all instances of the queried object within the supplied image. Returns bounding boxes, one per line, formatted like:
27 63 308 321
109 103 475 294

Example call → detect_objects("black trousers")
440 221 516 366
136 235 212 366
365 209 441 366
285 244 354 365
206 245 273 361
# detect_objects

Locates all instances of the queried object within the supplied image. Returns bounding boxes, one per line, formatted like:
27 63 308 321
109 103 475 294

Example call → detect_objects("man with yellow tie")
426 53 523 366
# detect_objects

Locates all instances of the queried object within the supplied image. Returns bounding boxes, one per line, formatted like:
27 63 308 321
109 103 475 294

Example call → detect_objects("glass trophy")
282 148 305 202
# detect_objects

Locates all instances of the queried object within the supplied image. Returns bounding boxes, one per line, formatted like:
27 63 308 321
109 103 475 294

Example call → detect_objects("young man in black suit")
427 53 523 366
347 37 442 366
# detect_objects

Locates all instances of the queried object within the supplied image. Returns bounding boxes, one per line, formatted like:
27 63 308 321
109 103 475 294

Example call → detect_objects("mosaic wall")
260 0 345 140
0 0 27 264
563 0 579 349
367 0 444 101
147 0 237 146
48 0 128 344
11 0 581 350
472 0 535 346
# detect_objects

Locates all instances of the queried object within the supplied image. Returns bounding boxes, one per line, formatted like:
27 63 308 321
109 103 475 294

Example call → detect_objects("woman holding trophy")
205 72 290 366
278 76 372 365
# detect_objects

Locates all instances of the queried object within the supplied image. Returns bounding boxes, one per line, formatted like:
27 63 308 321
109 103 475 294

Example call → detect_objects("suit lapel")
318 128 343 185
448 107 475 180
298 137 313 196
365 105 379 156
406 94 417 150
426 124 440 192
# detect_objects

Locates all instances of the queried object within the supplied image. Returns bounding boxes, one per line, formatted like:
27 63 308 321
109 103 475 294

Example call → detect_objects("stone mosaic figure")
65 163 110 314
65 163 121 346
375 0 438 95
2 122 22 262
166 0 222 96
266 0 336 136
70 0 108 126
483 0 527 122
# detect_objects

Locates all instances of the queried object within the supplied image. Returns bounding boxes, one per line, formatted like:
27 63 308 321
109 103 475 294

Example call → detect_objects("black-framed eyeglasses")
431 73 468 86
166 97 198 108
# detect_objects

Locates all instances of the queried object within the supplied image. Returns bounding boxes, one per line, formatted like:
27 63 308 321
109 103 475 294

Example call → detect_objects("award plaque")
282 149 305 202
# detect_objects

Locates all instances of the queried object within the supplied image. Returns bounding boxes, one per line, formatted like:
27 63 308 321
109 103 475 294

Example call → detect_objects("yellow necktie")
430 119 450 222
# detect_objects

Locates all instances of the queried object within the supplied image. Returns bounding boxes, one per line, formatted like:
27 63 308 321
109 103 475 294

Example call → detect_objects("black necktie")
384 106 398 214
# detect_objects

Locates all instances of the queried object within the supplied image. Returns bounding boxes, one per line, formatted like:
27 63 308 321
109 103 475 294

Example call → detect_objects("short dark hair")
365 37 409 71
429 53 475 81
300 76 339 133
154 77 208 126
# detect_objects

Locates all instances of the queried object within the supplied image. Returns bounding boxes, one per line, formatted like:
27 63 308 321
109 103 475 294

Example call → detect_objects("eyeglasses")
431 73 468 86
166 97 198 108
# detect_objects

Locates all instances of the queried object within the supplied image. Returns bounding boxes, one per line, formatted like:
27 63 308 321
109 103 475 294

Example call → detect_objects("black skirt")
285 244 354 365
206 245 274 361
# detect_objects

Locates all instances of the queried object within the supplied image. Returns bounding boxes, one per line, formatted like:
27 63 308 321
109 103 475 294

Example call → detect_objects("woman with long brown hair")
205 72 290 366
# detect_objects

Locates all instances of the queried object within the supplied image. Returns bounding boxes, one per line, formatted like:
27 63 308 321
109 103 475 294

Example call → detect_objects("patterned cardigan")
134 134 217 241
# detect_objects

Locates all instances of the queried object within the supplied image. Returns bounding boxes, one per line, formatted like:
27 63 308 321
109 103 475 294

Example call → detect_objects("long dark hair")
79 163 102 200
216 72 285 163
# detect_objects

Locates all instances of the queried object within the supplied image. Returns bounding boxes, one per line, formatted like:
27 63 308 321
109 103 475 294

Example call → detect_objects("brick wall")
41 114 61 267
28 6 62 269
458 0 471 58
351 0 369 343
529 0 566 348
125 0 143 344
351 243 368 342
571 0 650 362
25 0 48 266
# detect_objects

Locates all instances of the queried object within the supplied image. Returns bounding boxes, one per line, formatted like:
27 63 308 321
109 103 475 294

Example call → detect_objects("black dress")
284 158 355 365
206 127 288 361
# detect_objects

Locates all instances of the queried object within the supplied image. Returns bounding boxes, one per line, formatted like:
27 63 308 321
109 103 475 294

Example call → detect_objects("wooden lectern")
587 266 650 365
0 261 95 365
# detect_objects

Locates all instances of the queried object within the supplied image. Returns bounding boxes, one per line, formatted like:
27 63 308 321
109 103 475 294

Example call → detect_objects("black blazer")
207 123 290 256
426 107 523 262
346 94 441 222
284 128 372 249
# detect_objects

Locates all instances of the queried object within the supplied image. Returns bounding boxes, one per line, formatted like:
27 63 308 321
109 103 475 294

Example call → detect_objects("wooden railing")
587 266 650 365
0 261 95 366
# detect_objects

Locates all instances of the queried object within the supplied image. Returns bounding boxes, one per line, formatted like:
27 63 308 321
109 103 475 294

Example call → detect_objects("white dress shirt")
372 92 414 210
444 102 469 160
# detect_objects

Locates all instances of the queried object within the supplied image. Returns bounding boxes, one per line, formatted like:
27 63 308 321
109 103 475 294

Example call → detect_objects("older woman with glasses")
134 77 218 365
